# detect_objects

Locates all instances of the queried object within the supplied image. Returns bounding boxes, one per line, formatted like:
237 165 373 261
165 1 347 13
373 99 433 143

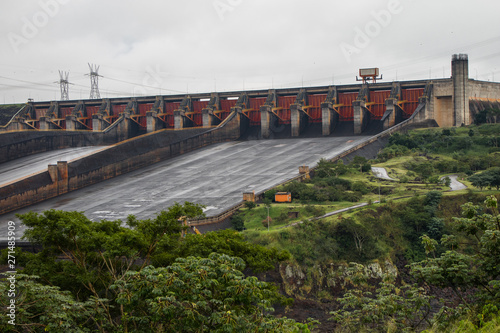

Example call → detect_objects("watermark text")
340 0 403 63
6 221 17 326
7 0 72 53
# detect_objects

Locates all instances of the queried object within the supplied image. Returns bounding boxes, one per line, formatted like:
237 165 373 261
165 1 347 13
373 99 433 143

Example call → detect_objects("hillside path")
371 167 397 181
442 175 467 191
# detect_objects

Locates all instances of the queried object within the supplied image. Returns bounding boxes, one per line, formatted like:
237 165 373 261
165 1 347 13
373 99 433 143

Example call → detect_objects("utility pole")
87 63 101 99
56 70 70 100
378 179 381 203
266 205 270 231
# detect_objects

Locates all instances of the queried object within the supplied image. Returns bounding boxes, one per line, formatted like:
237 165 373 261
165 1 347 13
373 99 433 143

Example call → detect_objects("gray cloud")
1 0 499 103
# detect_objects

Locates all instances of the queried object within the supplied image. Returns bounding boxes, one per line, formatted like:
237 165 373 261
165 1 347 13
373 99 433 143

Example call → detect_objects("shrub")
304 205 326 217
263 189 277 201
244 201 257 210
231 213 245 231
352 181 371 194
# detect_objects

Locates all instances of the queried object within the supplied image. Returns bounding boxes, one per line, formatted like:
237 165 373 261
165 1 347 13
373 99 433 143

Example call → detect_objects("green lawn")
241 154 474 236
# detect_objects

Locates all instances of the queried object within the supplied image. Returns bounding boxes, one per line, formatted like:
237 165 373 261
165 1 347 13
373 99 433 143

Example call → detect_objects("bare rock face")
284 264 306 284
279 259 398 297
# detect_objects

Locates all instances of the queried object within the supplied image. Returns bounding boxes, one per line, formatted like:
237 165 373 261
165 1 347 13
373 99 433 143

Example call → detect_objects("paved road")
0 146 109 186
371 167 397 181
442 175 467 191
281 201 378 229
0 136 370 239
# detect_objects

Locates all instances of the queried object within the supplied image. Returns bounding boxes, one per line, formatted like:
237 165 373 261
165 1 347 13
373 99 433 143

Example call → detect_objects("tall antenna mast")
87 63 101 99
56 70 71 100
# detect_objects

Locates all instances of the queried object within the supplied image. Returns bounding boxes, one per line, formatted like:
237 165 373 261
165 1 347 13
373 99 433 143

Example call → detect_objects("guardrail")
187 202 245 226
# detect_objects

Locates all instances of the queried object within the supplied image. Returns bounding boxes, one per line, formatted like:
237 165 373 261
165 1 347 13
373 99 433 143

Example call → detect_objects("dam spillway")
0 135 370 239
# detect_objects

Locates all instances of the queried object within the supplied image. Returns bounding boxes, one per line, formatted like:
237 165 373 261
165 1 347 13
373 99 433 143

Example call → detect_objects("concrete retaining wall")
0 111 243 215
469 80 500 99
0 131 112 164
0 113 154 164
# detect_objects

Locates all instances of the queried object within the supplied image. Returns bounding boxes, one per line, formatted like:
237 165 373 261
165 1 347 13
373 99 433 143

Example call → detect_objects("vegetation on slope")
2 123 500 331
0 203 315 332
330 196 500 332
231 123 500 331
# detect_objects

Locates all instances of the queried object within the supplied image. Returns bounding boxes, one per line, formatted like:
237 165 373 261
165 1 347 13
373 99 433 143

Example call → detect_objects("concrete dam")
1 54 500 239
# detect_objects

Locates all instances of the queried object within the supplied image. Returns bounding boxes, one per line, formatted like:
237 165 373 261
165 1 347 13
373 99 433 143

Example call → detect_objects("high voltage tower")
56 70 71 100
87 63 101 99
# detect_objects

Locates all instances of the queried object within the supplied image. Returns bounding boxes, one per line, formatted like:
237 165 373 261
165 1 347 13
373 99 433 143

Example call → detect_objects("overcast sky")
1 0 499 104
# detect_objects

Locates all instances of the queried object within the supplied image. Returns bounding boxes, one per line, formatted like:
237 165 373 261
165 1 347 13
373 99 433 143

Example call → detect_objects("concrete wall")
0 131 111 164
430 78 500 127
0 111 243 215
431 79 454 127
469 80 500 100
0 113 154 164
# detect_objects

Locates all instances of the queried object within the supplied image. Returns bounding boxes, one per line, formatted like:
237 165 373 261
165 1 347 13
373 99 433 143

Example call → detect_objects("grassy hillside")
0 104 23 126
235 124 500 332
238 124 500 264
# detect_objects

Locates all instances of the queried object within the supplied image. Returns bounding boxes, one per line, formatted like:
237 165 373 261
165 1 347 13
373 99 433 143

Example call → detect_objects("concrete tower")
452 54 470 126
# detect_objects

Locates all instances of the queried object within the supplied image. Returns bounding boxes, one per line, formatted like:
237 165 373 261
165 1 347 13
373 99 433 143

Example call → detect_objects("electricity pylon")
87 63 101 99
56 70 71 100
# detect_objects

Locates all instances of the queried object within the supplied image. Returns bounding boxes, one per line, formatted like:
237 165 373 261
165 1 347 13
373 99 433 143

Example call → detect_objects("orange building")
275 192 292 203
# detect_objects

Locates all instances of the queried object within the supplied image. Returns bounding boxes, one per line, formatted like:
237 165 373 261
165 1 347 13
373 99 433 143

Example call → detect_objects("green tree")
470 172 491 190
230 213 245 231
331 264 433 332
424 190 442 215
335 218 378 261
17 202 205 330
485 167 500 190
0 274 95 333
263 189 277 201
426 217 445 240
352 181 371 194
411 196 500 328
428 174 441 184
413 161 434 181
113 253 314 333
315 158 336 178
351 156 371 173
333 160 350 177
10 203 296 331
159 229 290 273
443 176 452 187
470 167 500 190
245 201 257 209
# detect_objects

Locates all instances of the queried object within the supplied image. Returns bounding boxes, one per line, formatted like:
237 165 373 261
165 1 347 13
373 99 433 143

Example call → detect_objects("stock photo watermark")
339 0 403 64
132 65 166 97
7 0 72 53
213 0 243 21
5 221 17 326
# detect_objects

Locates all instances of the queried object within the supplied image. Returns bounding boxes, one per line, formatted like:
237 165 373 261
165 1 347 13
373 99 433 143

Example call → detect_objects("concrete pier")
452 54 469 126
290 104 302 137
146 111 158 133
353 100 368 135
260 105 272 138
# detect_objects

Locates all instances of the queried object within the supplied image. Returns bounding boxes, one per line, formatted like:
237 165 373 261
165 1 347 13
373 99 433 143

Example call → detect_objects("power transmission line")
87 63 101 99
56 70 71 100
